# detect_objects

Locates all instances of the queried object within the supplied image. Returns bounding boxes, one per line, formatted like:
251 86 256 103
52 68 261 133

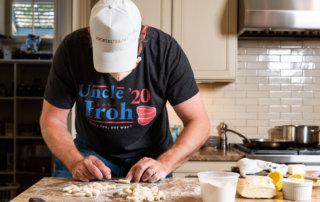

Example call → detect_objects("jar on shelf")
171 125 179 142
3 46 12 59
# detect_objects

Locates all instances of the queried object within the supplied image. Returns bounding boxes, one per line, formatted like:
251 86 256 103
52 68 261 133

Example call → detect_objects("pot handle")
222 128 250 143
311 129 320 133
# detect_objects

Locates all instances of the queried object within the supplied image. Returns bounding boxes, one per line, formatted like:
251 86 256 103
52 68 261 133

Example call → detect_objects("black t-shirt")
44 26 198 160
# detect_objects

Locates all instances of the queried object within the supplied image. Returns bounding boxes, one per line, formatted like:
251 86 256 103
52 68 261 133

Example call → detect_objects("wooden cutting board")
11 177 202 202
11 177 320 202
306 171 320 187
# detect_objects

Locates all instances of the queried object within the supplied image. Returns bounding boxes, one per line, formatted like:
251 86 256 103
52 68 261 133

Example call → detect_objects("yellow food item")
288 174 304 179
268 171 284 191
274 193 283 200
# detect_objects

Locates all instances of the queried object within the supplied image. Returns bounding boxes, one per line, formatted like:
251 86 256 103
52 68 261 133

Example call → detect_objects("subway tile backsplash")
167 40 320 143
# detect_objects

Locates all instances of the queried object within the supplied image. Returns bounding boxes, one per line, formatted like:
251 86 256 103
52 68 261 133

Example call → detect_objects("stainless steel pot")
282 125 296 142
295 125 319 146
281 125 320 146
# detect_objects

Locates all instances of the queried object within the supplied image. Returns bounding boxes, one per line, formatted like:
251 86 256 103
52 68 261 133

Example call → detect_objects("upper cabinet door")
132 0 172 35
172 0 237 81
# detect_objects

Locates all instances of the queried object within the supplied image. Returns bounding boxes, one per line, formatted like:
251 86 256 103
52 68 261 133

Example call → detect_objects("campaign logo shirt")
79 84 156 131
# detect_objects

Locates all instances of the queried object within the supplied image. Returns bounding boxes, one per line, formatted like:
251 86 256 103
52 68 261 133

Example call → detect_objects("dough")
62 181 166 201
116 179 131 184
287 164 306 175
237 176 276 199
117 183 166 201
62 182 115 197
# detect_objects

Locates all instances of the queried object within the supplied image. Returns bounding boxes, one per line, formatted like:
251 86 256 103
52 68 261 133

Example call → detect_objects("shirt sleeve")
165 38 199 106
44 39 76 109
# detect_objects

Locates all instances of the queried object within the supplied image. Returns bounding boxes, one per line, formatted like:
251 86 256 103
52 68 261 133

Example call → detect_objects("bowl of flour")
197 171 239 202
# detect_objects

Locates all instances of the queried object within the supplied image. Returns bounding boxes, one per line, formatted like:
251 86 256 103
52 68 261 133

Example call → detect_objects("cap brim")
92 40 139 73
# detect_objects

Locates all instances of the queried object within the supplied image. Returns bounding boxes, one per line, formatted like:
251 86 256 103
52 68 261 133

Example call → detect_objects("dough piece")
84 190 93 197
62 182 115 197
237 176 276 199
62 187 73 194
92 189 100 196
92 182 104 190
63 184 81 193
158 191 166 200
117 179 131 184
92 182 116 191
287 164 306 175
151 186 158 194
117 184 166 201
73 192 86 197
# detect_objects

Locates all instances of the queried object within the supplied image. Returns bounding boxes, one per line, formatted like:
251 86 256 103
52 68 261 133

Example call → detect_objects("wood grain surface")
11 177 320 202
11 177 202 202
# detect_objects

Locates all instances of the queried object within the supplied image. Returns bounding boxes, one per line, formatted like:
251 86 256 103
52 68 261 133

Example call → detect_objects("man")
40 0 210 183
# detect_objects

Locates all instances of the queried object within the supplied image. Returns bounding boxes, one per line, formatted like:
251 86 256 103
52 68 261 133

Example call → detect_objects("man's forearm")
157 120 210 172
41 118 83 172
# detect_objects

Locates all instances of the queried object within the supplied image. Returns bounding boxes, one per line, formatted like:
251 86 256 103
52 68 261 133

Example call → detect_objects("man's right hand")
70 155 112 182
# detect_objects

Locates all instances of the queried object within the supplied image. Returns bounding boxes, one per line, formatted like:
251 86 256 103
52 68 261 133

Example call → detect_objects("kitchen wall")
167 39 320 143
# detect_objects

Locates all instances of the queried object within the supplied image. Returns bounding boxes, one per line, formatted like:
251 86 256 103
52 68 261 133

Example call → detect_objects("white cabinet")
131 0 172 34
134 0 237 81
173 161 237 177
172 0 237 81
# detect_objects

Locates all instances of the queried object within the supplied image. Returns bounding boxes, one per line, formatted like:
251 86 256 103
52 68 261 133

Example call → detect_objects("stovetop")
230 143 320 164
231 143 320 155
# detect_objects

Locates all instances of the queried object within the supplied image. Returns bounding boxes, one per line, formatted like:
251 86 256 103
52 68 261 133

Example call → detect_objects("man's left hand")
125 157 170 182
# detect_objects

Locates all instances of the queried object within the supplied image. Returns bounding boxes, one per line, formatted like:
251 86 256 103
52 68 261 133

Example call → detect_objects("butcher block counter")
173 148 243 177
11 177 320 201
189 147 243 161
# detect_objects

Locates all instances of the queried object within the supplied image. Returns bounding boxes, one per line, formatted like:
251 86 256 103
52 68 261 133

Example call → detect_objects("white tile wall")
167 40 320 143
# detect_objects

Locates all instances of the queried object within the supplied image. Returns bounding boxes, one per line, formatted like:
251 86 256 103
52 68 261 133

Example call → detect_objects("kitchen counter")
11 177 320 201
173 147 243 176
189 147 244 161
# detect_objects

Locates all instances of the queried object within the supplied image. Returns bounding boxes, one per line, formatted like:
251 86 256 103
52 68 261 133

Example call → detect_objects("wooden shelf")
16 136 43 140
0 97 14 100
16 171 50 176
0 171 14 175
16 96 43 100
0 136 14 139
0 59 52 64
0 60 53 190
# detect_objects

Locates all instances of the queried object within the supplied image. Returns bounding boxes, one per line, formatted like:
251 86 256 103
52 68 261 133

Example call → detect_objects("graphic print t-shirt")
44 27 199 160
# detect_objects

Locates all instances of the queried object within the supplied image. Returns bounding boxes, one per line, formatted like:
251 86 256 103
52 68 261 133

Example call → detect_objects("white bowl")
282 178 313 201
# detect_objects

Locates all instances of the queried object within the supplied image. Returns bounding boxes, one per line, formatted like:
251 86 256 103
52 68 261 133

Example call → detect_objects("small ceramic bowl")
282 178 313 201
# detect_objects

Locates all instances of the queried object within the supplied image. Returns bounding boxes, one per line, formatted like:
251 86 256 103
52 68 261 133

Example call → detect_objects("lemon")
288 174 304 179
274 193 283 200
267 171 284 191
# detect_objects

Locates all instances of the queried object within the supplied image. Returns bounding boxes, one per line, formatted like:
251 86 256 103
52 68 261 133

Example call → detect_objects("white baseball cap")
89 0 142 73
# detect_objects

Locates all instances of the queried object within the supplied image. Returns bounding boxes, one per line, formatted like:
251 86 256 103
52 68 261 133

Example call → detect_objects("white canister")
198 171 239 202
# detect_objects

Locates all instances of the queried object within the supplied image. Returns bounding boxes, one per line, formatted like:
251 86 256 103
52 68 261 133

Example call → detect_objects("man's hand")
70 155 111 182
126 157 170 183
